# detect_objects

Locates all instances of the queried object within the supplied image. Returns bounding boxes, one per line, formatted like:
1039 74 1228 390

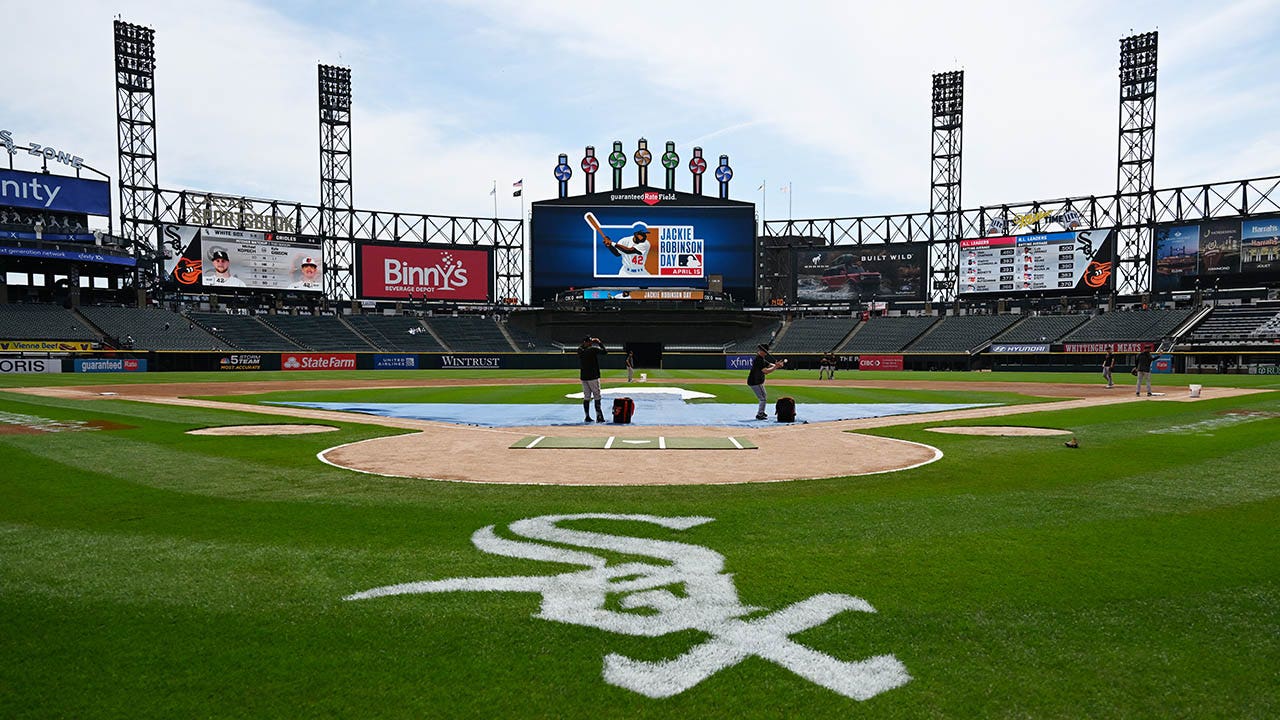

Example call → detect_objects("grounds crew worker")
578 336 608 423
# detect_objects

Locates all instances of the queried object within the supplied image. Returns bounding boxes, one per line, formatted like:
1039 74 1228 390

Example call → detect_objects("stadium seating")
1188 306 1280 341
343 314 446 352
426 316 514 352
187 312 305 351
992 314 1089 343
1063 308 1197 342
771 317 858 353
78 306 230 350
838 315 938 353
259 315 377 351
503 323 560 352
726 322 781 353
0 303 98 341
906 314 1021 353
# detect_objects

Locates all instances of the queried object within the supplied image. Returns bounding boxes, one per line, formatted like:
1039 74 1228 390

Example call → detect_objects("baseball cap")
632 222 649 234
300 257 318 267
209 247 229 260
582 335 594 342
757 343 771 352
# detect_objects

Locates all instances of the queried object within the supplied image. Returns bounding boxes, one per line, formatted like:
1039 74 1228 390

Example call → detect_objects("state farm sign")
281 353 356 371
358 243 491 301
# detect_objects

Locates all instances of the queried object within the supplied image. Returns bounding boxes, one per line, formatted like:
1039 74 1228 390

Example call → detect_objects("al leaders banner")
357 243 492 301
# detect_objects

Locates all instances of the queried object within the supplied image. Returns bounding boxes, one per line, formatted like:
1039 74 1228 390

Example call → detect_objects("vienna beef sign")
358 243 492 301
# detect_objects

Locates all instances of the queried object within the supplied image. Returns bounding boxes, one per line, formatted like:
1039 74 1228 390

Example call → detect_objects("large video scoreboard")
958 229 1114 296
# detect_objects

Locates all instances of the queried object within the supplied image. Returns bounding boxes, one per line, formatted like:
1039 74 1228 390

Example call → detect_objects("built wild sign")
346 514 911 701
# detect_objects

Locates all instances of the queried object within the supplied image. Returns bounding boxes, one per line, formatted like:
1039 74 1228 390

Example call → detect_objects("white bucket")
639 373 648 382
1189 384 1202 398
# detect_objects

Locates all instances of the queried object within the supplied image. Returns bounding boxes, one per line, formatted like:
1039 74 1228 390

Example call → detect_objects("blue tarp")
271 394 995 428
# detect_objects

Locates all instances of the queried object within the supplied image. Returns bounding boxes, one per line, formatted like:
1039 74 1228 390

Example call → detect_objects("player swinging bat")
585 212 657 276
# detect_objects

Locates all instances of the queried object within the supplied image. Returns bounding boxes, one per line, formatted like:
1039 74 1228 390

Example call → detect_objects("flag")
780 184 790 193
489 185 496 196
512 179 523 197
757 182 764 191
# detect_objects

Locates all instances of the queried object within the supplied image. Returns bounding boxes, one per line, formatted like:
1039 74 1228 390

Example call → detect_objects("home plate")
510 436 757 450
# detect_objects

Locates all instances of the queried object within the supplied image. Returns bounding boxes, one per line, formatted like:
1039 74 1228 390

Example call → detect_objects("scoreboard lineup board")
959 229 1113 295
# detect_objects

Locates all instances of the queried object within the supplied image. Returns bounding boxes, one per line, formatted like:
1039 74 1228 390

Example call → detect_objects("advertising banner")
0 340 93 352
1155 215 1280 290
858 355 904 371
583 289 705 300
725 354 755 370
0 168 111 215
218 354 264 371
794 244 926 302
74 358 147 373
281 353 356 371
959 229 1113 295
357 243 492 302
1062 342 1150 353
160 224 324 292
1152 354 1175 374
438 355 503 369
989 344 1050 353
0 358 61 373
530 189 756 303
373 354 419 370
1241 219 1280 273
0 245 136 267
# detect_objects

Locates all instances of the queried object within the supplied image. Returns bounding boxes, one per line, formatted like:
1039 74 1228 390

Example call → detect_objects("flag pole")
788 180 793 221
761 179 767 235
492 180 498 218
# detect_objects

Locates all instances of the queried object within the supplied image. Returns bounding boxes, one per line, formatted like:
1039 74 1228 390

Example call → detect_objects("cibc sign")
858 355 904 371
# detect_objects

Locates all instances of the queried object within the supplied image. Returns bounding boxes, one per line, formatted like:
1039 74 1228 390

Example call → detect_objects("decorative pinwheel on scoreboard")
689 147 707 196
554 154 572 198
608 141 627 191
581 146 599 195
715 155 733 199
661 141 680 191
634 138 652 187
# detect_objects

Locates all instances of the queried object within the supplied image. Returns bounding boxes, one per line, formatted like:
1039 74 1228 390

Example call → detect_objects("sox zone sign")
346 514 911 700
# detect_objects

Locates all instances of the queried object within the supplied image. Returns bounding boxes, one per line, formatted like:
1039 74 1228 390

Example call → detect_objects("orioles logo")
174 257 202 285
1083 260 1112 288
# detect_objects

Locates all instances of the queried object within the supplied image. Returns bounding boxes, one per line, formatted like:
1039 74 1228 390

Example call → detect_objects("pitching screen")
958 229 1114 296
357 242 492 302
1153 215 1280 291
530 190 756 303
793 244 926 302
161 224 324 292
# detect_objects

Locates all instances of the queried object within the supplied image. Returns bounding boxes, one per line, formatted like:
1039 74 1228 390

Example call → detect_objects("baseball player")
604 222 655 276
289 257 323 290
205 247 246 287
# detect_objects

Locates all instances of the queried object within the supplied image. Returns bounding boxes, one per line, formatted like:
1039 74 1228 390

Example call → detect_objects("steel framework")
318 64 354 299
1115 31 1159 296
929 71 964 301
113 20 159 292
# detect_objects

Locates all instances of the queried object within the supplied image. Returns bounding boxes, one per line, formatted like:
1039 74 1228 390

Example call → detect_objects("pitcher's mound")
187 424 339 436
926 426 1071 437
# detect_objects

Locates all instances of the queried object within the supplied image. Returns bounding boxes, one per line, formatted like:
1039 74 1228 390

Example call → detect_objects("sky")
3 0 1280 229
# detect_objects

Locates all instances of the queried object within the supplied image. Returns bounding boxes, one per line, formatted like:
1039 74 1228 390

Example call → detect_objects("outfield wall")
2 350 1279 375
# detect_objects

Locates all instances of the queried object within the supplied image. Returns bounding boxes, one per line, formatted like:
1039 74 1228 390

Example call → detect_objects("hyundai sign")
0 168 110 216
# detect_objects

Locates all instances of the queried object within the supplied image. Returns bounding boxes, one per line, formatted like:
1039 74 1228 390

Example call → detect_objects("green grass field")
1 370 1277 718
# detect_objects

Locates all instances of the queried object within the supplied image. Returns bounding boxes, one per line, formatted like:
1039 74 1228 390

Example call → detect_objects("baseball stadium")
2 17 1278 720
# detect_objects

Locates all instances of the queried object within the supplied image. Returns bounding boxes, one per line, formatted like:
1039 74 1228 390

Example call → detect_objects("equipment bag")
775 396 796 423
612 397 635 424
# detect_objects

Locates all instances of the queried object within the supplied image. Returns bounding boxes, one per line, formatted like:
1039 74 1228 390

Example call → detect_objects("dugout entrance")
626 342 663 368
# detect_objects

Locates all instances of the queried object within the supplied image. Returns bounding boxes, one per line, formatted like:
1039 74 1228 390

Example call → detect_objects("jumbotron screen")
530 189 756 303
1153 215 1280 291
958 229 1115 296
161 224 324 292
792 244 926 302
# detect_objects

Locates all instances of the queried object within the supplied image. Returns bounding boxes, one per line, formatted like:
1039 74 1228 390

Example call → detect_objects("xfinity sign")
0 168 110 216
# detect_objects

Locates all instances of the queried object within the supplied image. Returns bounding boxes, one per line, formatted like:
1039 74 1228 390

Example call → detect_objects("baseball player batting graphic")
586 212 659 276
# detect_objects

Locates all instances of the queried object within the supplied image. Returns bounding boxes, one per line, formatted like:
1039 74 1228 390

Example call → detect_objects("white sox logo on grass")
345 514 911 700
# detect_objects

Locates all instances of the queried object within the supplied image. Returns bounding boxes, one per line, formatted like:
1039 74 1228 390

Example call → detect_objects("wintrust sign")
359 244 491 301
281 353 356 371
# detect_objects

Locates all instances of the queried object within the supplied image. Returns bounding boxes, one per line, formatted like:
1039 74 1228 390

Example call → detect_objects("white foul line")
527 435 546 449
728 436 744 449
658 436 666 449
605 436 616 449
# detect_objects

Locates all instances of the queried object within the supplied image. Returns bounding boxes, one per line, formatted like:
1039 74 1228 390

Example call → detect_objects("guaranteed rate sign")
358 243 492 301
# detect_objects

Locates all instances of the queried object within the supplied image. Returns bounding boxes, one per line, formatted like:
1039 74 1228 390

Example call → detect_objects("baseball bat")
584 212 612 243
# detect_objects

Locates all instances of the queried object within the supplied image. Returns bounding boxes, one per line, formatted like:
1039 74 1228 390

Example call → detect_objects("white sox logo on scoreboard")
586 212 704 278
